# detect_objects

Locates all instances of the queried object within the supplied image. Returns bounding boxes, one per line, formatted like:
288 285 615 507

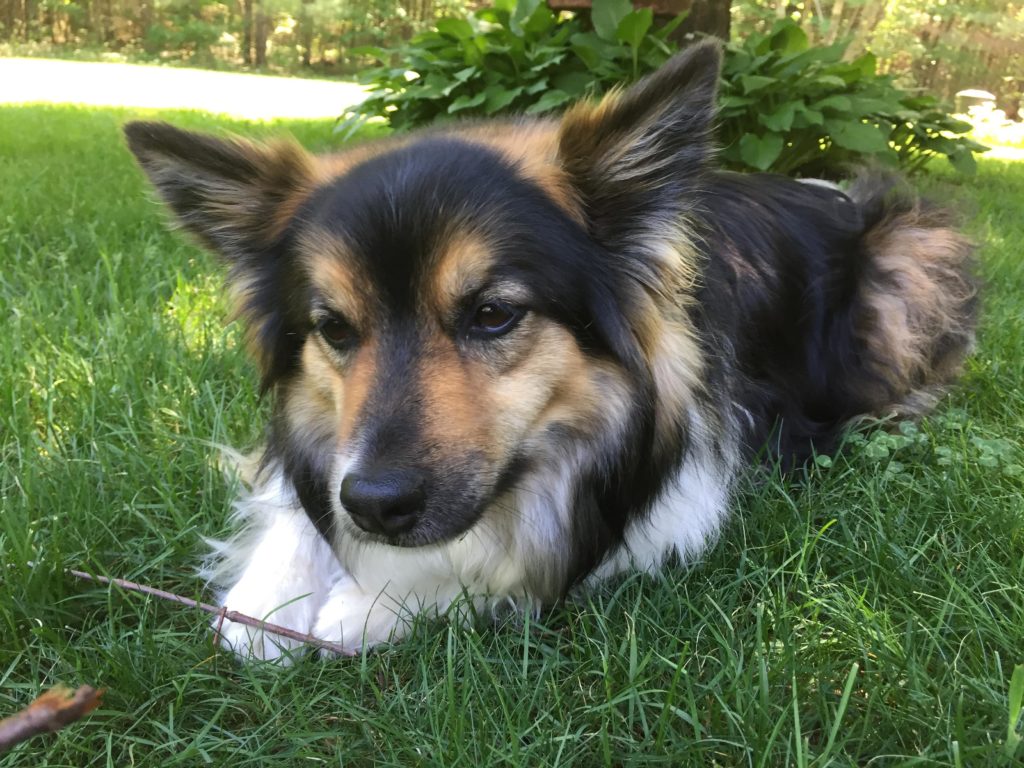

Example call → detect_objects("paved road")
0 58 367 120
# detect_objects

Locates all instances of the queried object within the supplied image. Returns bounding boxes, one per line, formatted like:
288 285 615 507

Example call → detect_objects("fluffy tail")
850 174 978 416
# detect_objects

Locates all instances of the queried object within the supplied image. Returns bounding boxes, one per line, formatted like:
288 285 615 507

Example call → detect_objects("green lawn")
1 104 1022 767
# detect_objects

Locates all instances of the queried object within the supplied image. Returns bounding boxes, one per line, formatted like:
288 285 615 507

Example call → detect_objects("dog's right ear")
557 40 720 248
125 121 317 388
124 121 315 261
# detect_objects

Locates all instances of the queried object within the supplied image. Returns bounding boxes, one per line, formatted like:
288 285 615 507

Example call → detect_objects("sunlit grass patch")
0 58 366 120
1 103 1022 766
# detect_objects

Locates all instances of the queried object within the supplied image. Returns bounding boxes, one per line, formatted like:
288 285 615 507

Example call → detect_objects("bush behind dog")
347 1 987 178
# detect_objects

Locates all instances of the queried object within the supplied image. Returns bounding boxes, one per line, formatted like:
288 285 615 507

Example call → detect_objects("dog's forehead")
297 137 584 316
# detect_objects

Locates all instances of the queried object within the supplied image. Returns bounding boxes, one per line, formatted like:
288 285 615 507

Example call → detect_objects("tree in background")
0 0 1019 116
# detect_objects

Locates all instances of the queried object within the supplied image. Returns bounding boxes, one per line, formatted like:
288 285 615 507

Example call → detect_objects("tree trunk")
253 2 268 67
241 0 253 64
298 0 313 67
679 0 730 40
139 0 152 45
23 0 33 40
3 0 16 39
825 0 844 44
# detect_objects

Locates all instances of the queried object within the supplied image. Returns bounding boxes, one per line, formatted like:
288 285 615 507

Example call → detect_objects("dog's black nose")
340 468 425 537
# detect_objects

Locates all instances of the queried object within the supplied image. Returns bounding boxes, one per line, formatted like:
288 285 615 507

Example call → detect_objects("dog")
124 40 977 661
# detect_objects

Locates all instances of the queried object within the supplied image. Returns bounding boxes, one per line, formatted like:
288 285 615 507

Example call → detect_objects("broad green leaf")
947 147 978 175
420 72 450 97
349 46 385 60
441 67 477 96
592 0 633 42
793 103 824 125
852 52 877 77
943 117 974 134
829 120 890 153
524 78 549 95
436 18 474 40
769 21 807 54
848 96 899 114
484 84 523 114
447 91 487 113
509 0 543 35
652 11 688 41
759 101 798 131
521 3 555 35
815 74 847 88
527 52 566 71
571 41 601 70
719 95 755 109
740 74 777 94
553 70 595 97
815 94 852 112
1007 664 1024 759
616 9 653 49
739 133 784 171
570 31 613 71
526 89 573 114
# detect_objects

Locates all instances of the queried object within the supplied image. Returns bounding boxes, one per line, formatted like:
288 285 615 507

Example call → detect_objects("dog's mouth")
336 453 531 548
335 471 495 549
341 499 491 549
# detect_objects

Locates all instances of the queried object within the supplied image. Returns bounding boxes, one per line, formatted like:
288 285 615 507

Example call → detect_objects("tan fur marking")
417 320 619 479
298 228 370 326
559 88 657 180
488 322 612 446
860 209 976 413
647 315 705 448
284 327 379 450
260 139 319 240
455 121 585 223
311 134 415 184
286 341 346 444
429 231 496 317
418 336 495 462
559 90 624 162
337 339 378 446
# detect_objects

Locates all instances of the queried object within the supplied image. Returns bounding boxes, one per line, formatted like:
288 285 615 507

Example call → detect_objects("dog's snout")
340 468 425 537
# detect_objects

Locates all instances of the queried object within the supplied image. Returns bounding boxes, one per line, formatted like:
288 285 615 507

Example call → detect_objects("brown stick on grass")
68 569 356 658
0 685 104 753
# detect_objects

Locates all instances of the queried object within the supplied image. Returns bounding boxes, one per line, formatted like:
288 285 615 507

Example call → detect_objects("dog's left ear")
558 40 721 239
124 121 315 261
125 121 317 387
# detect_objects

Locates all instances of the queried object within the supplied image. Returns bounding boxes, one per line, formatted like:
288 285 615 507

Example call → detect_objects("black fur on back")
694 171 975 467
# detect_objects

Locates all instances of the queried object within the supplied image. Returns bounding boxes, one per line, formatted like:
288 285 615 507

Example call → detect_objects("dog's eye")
316 316 357 350
470 302 522 338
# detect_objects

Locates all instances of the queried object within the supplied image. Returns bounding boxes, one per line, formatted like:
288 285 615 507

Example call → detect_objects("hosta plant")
347 9 987 177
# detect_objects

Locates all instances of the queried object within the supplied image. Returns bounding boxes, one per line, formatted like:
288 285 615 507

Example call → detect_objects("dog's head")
126 42 720 586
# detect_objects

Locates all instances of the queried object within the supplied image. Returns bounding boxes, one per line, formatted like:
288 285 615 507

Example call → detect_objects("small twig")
0 685 104 753
68 569 355 657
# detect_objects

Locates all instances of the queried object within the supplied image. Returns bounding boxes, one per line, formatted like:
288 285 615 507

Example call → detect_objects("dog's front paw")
214 579 325 663
214 612 310 663
204 500 344 662
311 577 418 655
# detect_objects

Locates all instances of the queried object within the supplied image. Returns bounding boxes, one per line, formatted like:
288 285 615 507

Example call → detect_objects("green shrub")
348 7 987 177
718 21 987 177
347 0 683 132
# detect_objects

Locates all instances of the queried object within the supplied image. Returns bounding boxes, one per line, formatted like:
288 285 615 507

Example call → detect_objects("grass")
1 102 1022 767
